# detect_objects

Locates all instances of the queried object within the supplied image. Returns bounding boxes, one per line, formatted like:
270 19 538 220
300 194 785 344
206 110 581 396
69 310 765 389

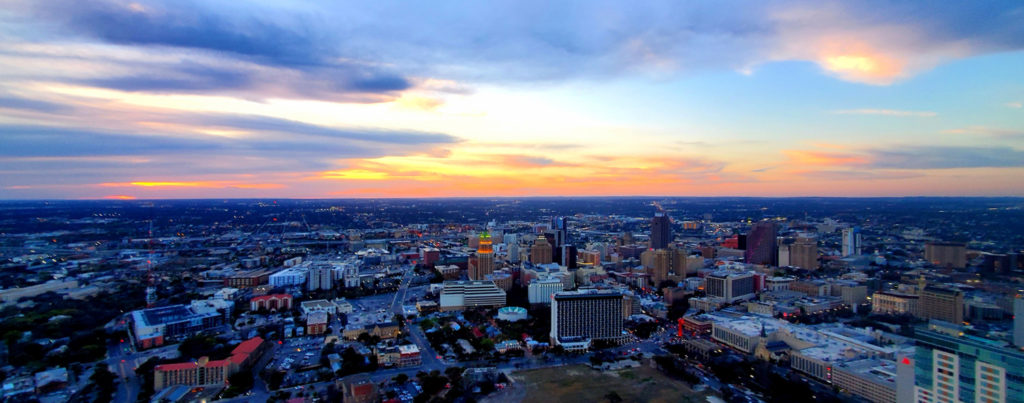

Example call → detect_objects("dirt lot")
514 364 709 403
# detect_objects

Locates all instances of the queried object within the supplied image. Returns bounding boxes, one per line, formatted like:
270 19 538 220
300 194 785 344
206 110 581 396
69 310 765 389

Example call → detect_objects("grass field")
515 364 709 403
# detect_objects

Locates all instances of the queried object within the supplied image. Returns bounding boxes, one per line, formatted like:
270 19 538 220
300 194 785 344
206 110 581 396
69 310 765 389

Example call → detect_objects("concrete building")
924 242 967 269
704 271 756 303
831 359 898 403
917 286 964 325
1016 296 1024 348
914 321 1024 403
841 285 868 306
436 264 461 280
268 268 306 287
530 237 553 264
842 227 862 257
439 280 506 312
650 213 672 250
745 221 779 266
307 266 333 291
249 294 292 311
342 264 360 288
872 291 919 315
224 269 274 288
791 280 830 297
130 304 224 349
789 235 819 270
300 299 337 317
551 290 625 347
470 231 495 280
154 337 266 391
306 311 329 335
527 277 564 304
766 277 795 292
484 272 513 291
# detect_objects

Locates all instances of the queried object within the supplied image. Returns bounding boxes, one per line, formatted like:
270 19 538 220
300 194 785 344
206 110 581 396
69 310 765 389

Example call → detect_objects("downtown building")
913 321 1024 403
744 221 779 266
650 213 672 250
917 286 964 325
154 337 267 391
550 290 625 350
439 280 506 312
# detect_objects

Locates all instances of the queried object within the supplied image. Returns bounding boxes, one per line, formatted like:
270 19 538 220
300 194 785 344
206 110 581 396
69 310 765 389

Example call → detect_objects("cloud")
0 95 75 114
940 126 1024 139
832 109 937 117
785 145 1024 170
865 146 1024 169
1008 102 1022 108
792 170 924 181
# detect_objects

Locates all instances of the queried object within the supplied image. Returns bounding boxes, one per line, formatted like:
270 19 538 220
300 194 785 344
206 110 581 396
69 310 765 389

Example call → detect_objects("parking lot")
267 337 329 387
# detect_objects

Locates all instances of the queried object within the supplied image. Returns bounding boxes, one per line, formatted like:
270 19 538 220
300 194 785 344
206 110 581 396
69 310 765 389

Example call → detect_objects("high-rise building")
918 286 964 325
1015 296 1024 348
550 290 624 347
704 271 756 303
342 264 360 288
924 242 967 269
527 277 564 304
530 237 553 264
744 221 779 266
650 213 672 250
307 266 333 291
789 235 819 270
842 227 862 256
652 249 672 284
552 216 569 247
470 231 494 280
914 322 1024 403
507 244 520 263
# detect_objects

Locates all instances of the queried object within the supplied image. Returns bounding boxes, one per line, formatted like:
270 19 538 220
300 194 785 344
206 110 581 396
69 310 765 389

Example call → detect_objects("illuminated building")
470 231 495 280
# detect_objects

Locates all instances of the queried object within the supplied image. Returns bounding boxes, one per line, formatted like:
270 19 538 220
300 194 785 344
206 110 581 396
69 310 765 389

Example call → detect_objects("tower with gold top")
470 230 495 280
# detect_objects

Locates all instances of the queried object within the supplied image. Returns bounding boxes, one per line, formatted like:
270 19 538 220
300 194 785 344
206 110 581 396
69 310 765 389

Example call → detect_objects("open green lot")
516 364 709 403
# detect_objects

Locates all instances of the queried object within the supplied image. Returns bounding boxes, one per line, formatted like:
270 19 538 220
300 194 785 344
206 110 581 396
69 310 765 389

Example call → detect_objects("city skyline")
1 1 1023 199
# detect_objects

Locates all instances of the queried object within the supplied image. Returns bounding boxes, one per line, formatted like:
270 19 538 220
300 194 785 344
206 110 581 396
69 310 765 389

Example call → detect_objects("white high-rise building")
528 277 564 304
342 263 360 288
842 227 862 256
269 267 307 287
507 244 520 263
503 233 517 246
307 266 333 291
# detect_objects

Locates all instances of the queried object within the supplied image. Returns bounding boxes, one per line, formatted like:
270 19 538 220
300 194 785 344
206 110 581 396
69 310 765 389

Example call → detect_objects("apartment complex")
154 337 267 391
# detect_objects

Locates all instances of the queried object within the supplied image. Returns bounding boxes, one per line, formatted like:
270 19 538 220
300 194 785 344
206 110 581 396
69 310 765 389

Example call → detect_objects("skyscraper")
550 290 624 347
650 213 671 250
842 227 862 256
470 231 494 280
744 221 779 266
530 237 553 264
789 235 819 270
925 242 967 269
307 265 333 291
652 249 672 285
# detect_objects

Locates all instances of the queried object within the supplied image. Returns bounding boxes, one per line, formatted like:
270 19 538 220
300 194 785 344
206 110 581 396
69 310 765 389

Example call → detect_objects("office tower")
650 213 671 250
622 231 634 246
503 233 517 246
925 242 967 269
1015 296 1024 348
704 271 756 303
470 231 494 280
744 221 779 266
842 227 862 256
528 277 564 304
307 266 333 291
530 237 553 264
652 249 672 284
507 244 520 263
789 235 819 270
550 290 624 346
552 216 568 247
560 244 578 269
918 286 964 325
343 264 360 288
914 322 1024 403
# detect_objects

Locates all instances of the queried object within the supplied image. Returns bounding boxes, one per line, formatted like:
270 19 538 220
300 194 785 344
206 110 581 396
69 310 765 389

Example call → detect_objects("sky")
1 0 1023 199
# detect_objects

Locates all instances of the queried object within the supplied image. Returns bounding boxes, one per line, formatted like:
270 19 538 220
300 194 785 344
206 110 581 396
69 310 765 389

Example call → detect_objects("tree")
395 373 409 384
605 391 623 403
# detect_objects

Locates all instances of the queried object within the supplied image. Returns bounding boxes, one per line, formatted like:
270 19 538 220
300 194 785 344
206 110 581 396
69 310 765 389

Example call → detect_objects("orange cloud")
98 181 285 189
103 195 136 200
785 150 868 166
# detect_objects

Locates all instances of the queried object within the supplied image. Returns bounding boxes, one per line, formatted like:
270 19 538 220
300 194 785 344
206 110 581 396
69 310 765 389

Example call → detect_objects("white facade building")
528 278 564 304
269 268 307 287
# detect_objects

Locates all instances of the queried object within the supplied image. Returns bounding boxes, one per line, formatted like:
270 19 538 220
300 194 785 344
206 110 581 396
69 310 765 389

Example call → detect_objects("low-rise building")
300 299 337 317
439 280 506 312
307 311 329 335
871 291 918 315
250 294 292 311
831 358 898 403
154 337 266 391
